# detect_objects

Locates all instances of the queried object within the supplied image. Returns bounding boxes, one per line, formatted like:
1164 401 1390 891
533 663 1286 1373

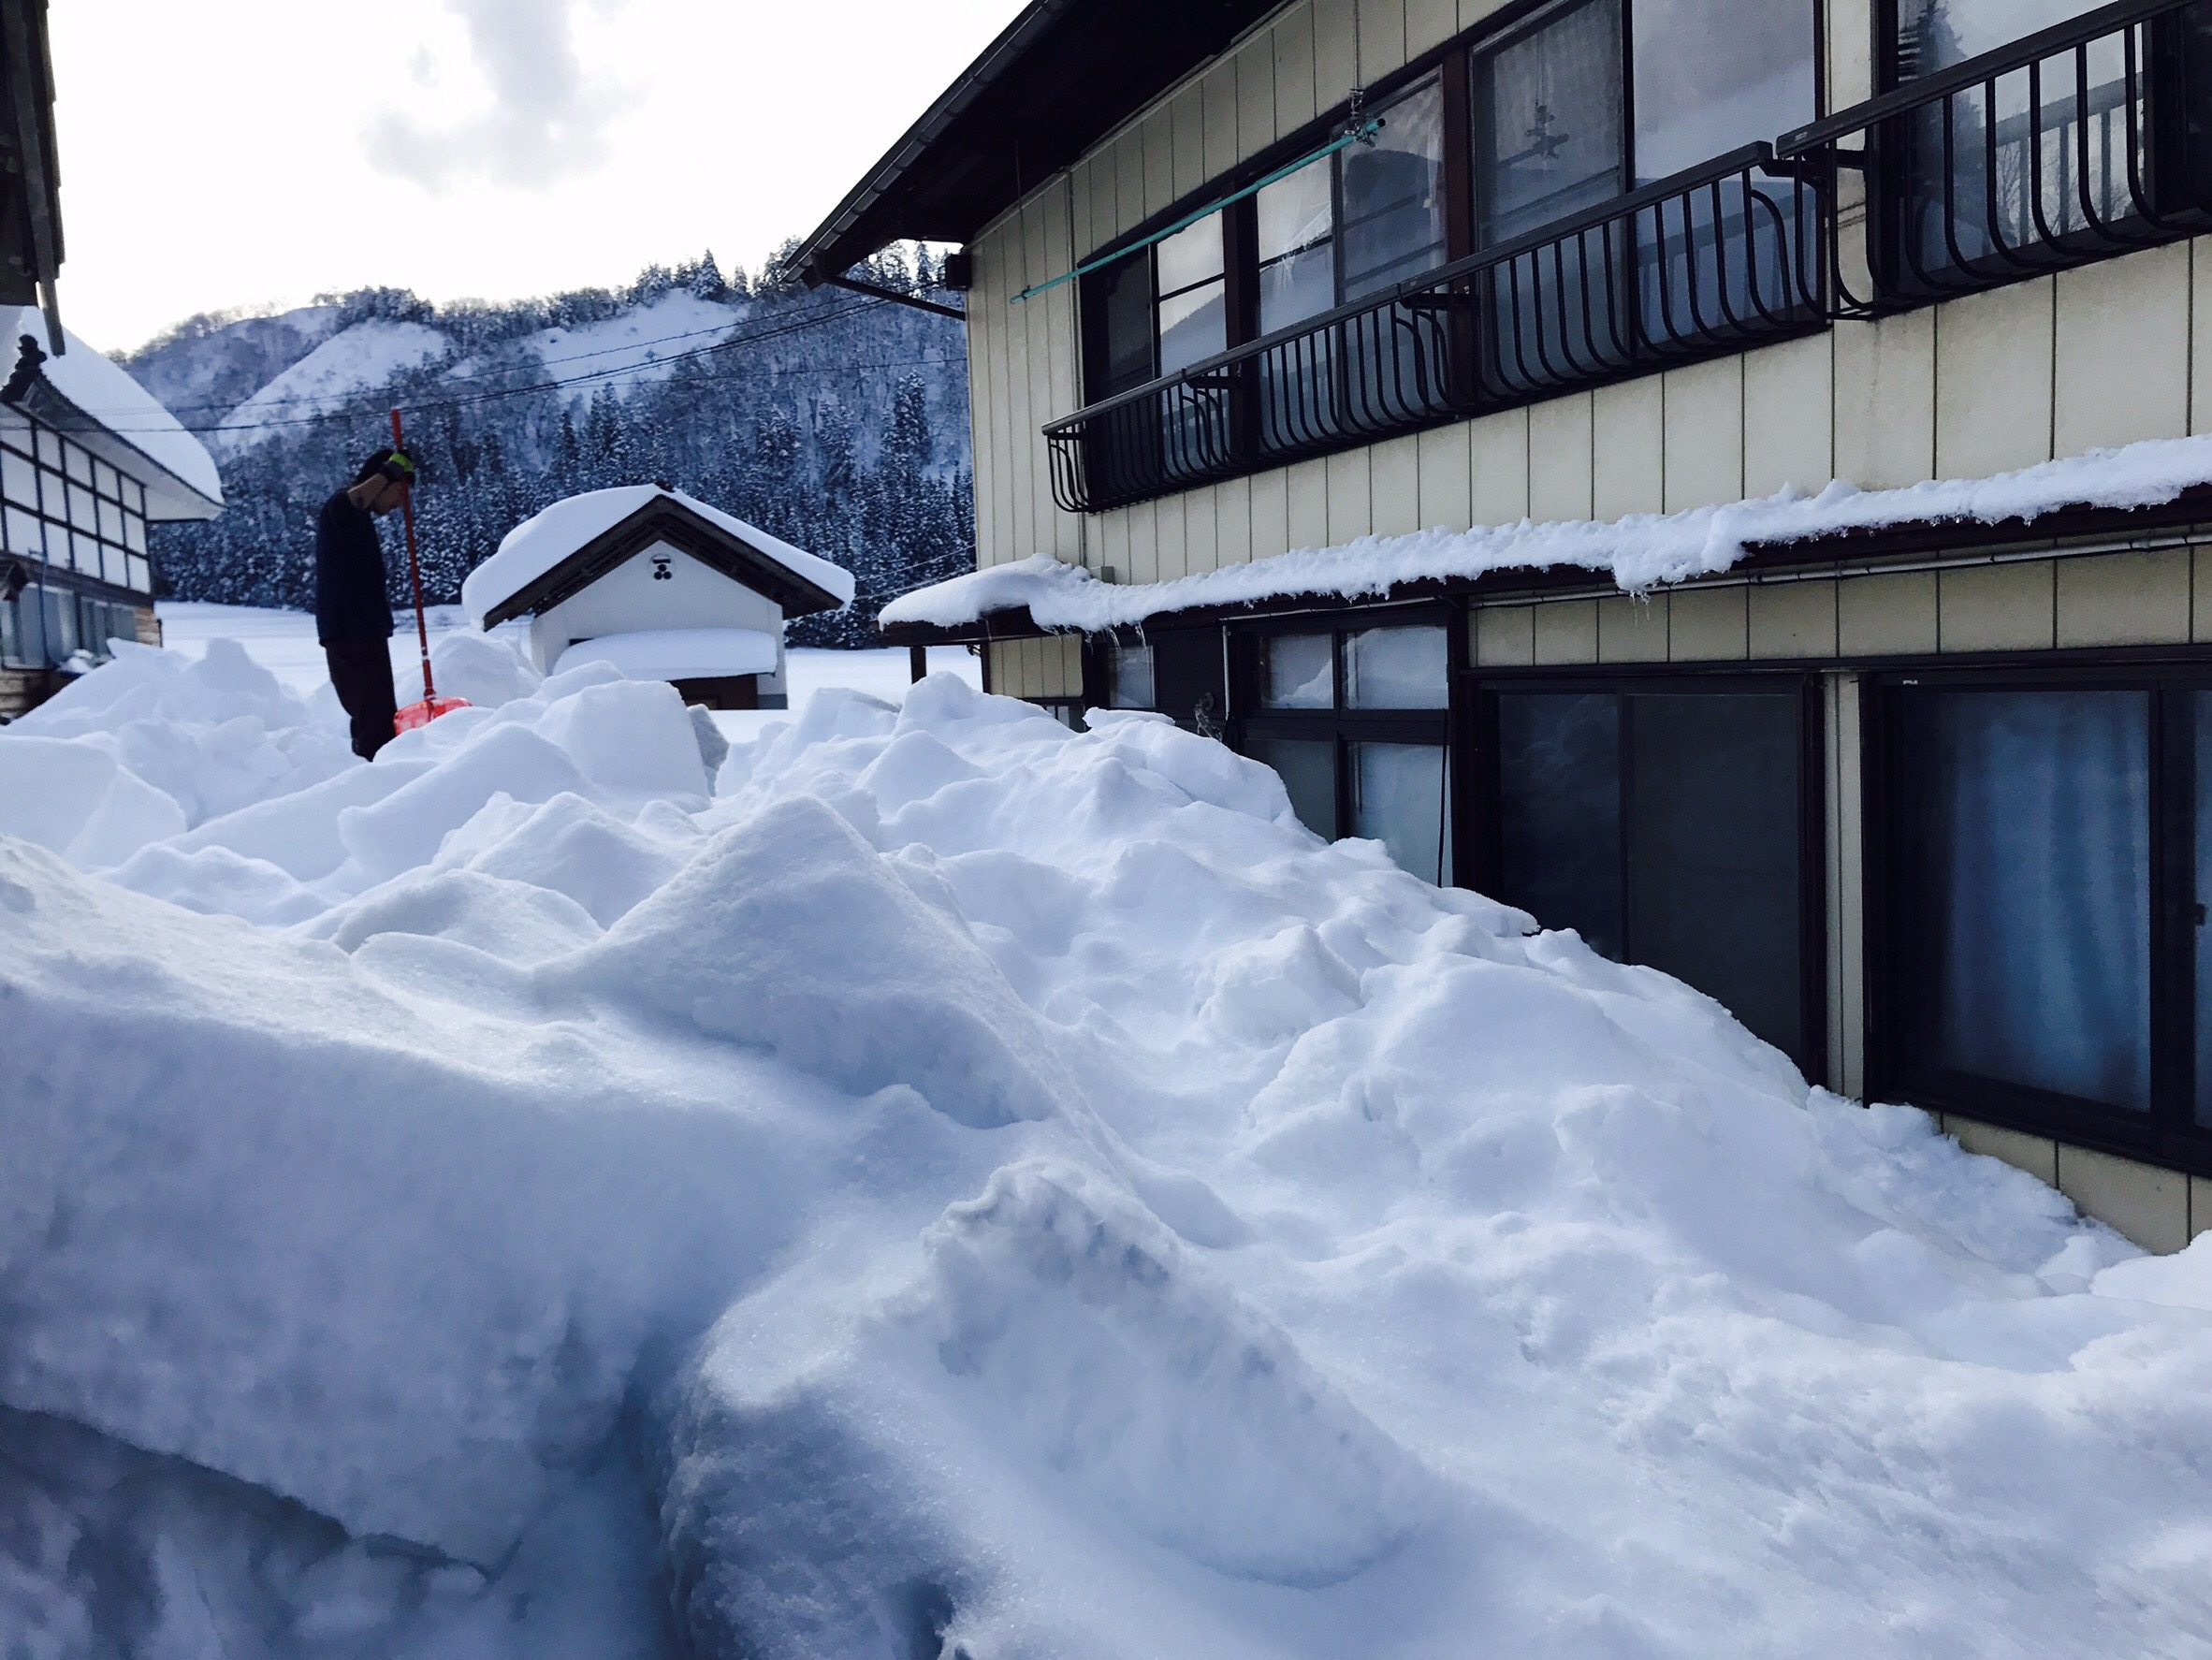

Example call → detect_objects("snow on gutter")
884 435 2212 634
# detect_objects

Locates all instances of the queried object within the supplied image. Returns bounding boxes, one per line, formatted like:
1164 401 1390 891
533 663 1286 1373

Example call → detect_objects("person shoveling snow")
313 444 415 761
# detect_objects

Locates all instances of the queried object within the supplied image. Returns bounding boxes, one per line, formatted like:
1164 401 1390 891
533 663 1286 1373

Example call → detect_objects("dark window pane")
1096 255 1155 395
1251 735 1338 838
1152 627 1229 737
2193 692 2212 1129
1341 76 1447 299
1497 692 1624 958
1351 740 1450 883
1901 689 2151 1112
1632 0 1815 182
1476 0 1624 245
1625 692 1804 1061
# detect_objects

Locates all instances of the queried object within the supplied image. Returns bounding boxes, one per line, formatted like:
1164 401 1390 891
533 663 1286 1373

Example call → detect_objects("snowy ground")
154 600 979 721
3 620 2211 1658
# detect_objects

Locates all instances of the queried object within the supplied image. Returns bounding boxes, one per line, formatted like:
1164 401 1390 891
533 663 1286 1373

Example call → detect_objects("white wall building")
460 485 853 709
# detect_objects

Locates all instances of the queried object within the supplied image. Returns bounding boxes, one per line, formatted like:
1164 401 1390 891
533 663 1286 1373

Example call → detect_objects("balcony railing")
1045 144 1826 515
1777 0 2212 309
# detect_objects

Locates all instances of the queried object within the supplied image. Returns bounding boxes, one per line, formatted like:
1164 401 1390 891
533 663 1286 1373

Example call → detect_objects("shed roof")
461 486 854 629
790 0 1281 284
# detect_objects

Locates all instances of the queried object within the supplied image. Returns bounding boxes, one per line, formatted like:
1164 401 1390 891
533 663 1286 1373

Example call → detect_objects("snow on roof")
555 627 779 680
3 308 223 507
460 484 855 627
882 435 2212 633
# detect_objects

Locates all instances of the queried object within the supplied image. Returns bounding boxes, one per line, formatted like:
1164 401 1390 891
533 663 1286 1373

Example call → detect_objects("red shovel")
388 407 469 734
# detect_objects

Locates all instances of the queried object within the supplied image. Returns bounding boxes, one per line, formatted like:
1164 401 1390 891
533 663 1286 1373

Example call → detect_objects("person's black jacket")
313 489 394 645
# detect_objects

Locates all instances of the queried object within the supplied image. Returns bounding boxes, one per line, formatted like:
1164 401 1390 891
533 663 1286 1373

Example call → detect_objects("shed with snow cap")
460 484 852 710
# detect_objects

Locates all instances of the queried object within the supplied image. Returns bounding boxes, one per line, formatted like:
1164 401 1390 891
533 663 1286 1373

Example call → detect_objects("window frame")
1074 0 1827 411
0 420 156 609
1231 604 1464 880
1865 657 2212 1176
1467 661 1829 1078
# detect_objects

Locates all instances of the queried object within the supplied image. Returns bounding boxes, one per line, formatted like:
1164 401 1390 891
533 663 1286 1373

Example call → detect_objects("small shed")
460 485 852 710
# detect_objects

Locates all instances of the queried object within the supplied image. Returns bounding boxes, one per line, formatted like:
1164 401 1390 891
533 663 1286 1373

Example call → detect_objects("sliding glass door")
1487 677 1817 1070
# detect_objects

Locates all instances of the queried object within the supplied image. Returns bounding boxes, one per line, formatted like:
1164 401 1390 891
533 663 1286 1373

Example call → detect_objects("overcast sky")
51 0 1027 355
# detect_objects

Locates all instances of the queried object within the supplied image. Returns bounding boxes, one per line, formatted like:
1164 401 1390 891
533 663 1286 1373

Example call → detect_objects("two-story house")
796 0 2212 1253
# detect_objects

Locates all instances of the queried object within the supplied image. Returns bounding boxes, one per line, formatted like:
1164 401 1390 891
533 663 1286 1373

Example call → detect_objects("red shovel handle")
390 408 435 704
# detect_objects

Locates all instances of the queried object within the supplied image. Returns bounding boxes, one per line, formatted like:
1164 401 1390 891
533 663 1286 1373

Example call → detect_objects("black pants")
325 637 398 760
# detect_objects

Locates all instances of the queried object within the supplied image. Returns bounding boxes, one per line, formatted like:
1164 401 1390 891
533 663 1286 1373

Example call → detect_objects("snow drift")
4 629 2212 1657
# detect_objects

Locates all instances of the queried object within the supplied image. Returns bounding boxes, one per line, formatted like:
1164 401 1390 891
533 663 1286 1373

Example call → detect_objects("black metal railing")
1778 0 2212 309
1045 144 1826 515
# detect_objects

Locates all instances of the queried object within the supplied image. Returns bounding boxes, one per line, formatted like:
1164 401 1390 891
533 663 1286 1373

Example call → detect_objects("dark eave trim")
482 498 849 629
6 365 223 521
791 0 1083 284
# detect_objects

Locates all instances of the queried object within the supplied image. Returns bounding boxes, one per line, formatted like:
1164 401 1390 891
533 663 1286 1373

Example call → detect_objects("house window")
1874 670 2212 1171
1341 76 1448 299
1257 161 1335 334
1108 641 1156 709
1243 619 1454 882
1631 0 1817 182
1490 678 1813 1068
1156 215 1228 375
1475 0 1624 246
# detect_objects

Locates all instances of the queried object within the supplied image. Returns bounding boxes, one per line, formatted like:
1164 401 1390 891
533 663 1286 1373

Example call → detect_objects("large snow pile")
4 630 2211 1658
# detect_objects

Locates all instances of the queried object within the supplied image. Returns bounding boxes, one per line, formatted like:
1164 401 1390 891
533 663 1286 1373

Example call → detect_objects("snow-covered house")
0 319 226 719
799 0 2212 1250
460 484 852 709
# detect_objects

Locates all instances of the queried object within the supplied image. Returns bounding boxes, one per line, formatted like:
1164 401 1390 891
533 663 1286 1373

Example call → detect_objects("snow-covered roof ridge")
883 435 2212 633
459 483 855 627
2 308 224 511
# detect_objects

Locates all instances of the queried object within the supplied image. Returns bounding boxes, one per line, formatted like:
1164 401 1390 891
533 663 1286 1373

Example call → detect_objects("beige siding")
955 7 2212 593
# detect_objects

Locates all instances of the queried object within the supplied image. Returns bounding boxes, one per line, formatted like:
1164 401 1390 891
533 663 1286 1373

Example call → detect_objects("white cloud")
368 0 634 191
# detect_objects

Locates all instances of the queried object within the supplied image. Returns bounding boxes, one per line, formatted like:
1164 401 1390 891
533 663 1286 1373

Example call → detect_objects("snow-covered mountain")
122 252 972 645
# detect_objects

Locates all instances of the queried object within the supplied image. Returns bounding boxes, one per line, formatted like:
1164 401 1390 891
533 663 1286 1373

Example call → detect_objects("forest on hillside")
127 248 973 646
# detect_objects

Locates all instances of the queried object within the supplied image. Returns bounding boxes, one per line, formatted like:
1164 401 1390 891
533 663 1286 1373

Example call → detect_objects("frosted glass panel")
2 448 35 508
1497 692 1623 957
1250 735 1338 837
1477 0 1624 244
6 506 41 556
1258 164 1335 334
1345 625 1448 708
1352 741 1450 883
1903 690 2151 1112
1261 633 1334 708
1110 643 1155 709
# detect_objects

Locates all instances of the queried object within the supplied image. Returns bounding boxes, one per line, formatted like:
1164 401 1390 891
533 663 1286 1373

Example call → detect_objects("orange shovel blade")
394 695 471 733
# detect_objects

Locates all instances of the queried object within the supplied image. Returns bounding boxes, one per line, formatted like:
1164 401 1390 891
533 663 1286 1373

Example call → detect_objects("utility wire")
78 294 945 436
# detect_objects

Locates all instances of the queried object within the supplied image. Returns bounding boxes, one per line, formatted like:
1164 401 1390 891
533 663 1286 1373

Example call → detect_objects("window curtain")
1907 690 2152 1112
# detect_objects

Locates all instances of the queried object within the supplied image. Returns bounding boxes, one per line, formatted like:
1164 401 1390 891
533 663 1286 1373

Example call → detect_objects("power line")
81 294 948 437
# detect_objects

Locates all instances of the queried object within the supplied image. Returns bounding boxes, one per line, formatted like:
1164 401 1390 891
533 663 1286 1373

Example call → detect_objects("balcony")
1777 0 2212 310
1044 0 2212 517
1045 145 1827 515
